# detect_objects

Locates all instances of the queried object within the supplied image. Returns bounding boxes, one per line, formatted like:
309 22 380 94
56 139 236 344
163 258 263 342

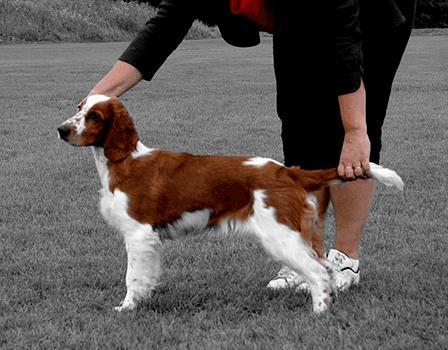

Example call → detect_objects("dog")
57 95 403 313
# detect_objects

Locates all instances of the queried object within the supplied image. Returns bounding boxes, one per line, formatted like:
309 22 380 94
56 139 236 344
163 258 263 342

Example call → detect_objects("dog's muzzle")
57 125 70 141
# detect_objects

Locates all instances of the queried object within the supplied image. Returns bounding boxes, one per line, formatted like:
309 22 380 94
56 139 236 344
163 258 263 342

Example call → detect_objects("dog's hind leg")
250 190 331 313
115 227 162 311
260 228 331 313
309 189 330 259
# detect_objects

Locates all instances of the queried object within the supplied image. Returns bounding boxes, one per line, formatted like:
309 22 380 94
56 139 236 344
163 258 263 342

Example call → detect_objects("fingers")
361 160 372 177
345 165 356 180
338 162 371 180
337 164 355 180
354 164 363 177
337 163 345 177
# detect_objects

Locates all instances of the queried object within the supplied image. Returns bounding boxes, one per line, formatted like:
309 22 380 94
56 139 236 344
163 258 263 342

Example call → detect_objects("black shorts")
273 0 417 169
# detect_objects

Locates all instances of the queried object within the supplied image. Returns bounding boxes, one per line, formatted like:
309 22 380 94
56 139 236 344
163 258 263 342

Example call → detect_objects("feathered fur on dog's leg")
250 190 331 313
115 228 162 312
310 189 331 259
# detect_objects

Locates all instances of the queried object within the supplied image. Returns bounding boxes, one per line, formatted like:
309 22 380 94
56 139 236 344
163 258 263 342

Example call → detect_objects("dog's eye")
89 112 100 122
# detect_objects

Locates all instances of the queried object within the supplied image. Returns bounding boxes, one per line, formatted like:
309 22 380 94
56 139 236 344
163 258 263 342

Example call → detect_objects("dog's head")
58 95 139 161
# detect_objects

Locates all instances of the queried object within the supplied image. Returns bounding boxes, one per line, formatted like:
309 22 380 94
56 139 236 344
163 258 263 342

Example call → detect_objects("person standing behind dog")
82 0 417 292
267 0 417 291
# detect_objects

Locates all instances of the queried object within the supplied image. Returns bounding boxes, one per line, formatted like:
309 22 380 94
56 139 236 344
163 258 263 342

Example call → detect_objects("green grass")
0 0 219 43
0 37 447 349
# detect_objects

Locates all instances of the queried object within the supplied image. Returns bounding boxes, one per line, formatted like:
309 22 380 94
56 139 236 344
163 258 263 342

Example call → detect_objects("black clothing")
119 0 417 169
120 0 363 89
360 0 417 166
119 0 260 81
277 0 417 168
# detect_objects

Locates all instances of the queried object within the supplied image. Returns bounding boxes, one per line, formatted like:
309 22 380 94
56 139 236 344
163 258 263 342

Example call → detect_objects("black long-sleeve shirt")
119 0 240 81
335 0 362 95
119 0 406 95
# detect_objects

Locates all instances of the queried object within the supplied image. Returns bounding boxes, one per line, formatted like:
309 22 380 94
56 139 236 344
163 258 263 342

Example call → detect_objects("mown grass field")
1 36 447 349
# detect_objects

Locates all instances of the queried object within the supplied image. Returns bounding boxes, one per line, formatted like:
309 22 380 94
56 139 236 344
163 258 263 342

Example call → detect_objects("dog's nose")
57 126 70 140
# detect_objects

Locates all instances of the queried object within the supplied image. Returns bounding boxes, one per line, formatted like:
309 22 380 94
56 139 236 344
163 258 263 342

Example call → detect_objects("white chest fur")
92 141 155 233
92 147 148 234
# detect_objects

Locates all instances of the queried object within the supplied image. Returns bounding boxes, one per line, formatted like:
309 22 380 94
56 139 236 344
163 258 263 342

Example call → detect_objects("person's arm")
335 0 370 179
337 81 371 179
86 0 195 99
88 61 143 97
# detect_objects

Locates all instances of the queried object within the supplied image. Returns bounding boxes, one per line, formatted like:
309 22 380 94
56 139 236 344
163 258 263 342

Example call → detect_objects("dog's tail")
289 162 404 192
368 163 404 190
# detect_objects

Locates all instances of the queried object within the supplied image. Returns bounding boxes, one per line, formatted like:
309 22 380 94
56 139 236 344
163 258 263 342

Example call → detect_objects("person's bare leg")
330 180 376 259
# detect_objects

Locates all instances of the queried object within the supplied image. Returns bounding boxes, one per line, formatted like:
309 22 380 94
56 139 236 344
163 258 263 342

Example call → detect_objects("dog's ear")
103 98 139 162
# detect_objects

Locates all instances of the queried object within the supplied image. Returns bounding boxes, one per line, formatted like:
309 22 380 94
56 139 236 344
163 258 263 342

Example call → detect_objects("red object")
230 0 275 33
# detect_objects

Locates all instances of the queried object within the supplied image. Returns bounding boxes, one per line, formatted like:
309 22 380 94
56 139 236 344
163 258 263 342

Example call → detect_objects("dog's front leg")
115 228 162 311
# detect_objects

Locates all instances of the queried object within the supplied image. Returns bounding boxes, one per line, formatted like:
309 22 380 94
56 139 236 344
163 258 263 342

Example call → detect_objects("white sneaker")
267 249 360 293
267 266 308 290
327 249 360 292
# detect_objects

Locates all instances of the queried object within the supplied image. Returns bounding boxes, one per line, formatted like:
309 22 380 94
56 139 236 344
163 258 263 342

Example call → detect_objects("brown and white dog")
57 95 403 313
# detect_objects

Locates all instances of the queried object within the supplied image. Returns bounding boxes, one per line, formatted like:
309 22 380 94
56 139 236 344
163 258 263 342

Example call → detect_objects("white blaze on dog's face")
57 95 111 146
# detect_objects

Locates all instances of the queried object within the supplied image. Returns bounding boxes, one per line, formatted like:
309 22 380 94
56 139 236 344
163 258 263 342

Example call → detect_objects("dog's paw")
312 297 331 314
114 300 136 312
295 282 311 293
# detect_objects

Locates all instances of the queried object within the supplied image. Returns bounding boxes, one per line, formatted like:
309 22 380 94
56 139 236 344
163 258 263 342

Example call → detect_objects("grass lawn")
0 37 447 349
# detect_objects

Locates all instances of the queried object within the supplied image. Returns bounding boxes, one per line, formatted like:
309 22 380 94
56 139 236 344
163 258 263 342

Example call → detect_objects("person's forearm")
337 80 371 179
88 60 143 97
338 80 367 133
